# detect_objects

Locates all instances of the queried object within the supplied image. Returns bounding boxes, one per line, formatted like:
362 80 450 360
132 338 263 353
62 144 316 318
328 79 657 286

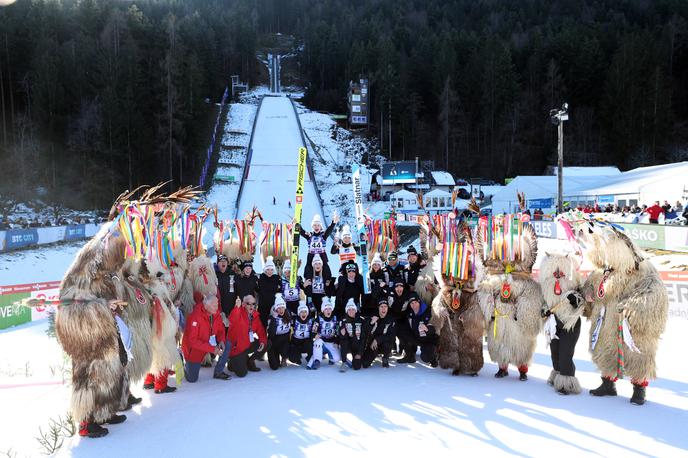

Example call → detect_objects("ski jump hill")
235 95 324 268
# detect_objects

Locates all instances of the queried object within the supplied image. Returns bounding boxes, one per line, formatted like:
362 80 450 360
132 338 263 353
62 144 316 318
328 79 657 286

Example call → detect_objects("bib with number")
282 279 301 302
309 235 326 254
319 317 338 339
293 319 312 339
311 276 325 294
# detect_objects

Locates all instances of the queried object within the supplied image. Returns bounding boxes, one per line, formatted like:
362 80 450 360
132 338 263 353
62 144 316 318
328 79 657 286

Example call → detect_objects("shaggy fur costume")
477 223 543 377
580 227 668 386
56 224 128 424
539 253 585 394
429 221 485 376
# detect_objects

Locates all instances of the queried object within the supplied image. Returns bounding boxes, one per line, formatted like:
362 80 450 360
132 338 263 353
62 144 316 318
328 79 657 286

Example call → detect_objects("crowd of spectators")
0 215 106 231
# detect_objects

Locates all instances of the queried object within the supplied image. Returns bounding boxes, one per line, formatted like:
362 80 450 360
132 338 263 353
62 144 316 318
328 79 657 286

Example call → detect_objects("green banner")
617 223 666 250
0 292 31 330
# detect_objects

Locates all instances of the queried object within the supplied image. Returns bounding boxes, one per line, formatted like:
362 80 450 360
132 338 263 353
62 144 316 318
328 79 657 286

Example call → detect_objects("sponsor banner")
3 228 39 250
598 195 615 204
64 224 86 241
0 281 61 295
0 292 31 330
29 288 60 321
528 220 559 239
616 223 666 250
528 198 553 209
665 226 688 252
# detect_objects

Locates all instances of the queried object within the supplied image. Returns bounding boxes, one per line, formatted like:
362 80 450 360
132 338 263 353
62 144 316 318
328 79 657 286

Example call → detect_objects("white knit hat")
311 214 323 229
283 259 291 271
312 253 323 266
321 297 334 313
345 298 357 313
371 252 383 267
341 224 352 238
263 256 276 272
273 293 286 309
297 303 309 315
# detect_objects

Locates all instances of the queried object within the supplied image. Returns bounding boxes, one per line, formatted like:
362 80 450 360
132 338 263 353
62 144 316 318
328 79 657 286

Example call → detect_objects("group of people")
183 213 439 384
50 195 669 440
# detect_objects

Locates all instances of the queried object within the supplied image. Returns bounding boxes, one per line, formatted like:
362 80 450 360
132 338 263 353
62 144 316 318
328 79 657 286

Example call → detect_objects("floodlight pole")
557 119 563 214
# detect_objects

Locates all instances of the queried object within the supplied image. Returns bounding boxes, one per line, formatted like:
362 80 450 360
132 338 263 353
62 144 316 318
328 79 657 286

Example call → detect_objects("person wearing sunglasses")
227 294 267 377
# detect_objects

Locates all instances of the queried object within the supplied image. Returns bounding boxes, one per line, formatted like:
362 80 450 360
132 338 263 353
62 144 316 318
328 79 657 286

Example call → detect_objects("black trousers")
340 338 363 370
550 318 581 376
229 341 266 378
268 334 290 370
362 341 393 368
289 338 313 364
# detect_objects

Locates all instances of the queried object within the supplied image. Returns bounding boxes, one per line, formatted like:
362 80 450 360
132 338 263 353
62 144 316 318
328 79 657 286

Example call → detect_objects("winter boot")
143 373 155 390
430 357 439 368
247 357 261 372
79 421 108 438
104 414 127 425
128 393 142 405
339 361 348 372
494 366 509 378
154 386 177 394
590 377 617 397
382 357 390 368
631 383 647 405
213 371 231 380
397 348 416 364
518 365 529 381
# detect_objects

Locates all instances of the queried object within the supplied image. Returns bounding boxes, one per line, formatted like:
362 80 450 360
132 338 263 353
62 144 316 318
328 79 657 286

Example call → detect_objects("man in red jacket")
645 201 665 224
227 294 267 377
182 292 231 382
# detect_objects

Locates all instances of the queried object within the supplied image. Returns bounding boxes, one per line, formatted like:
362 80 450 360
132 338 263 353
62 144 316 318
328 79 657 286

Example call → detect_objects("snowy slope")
235 95 326 270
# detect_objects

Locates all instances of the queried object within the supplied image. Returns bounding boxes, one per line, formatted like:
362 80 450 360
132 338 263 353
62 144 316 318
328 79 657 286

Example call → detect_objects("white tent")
491 161 688 214
391 189 418 209
430 171 455 187
424 188 452 209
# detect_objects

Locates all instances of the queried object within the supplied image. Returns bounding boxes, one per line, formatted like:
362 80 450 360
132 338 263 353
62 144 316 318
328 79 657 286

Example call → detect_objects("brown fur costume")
580 227 668 388
539 253 585 394
56 223 128 424
425 221 485 375
477 223 543 378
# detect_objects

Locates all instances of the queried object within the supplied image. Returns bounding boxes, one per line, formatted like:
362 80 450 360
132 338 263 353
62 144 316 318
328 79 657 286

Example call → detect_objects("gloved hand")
541 307 552 318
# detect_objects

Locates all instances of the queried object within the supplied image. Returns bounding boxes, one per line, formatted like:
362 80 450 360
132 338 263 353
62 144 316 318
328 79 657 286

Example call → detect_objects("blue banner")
3 228 39 250
528 198 554 209
598 195 615 204
64 224 86 241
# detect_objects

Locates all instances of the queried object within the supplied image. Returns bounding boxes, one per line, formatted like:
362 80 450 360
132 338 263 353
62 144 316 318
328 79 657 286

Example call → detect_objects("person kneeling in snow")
267 294 292 370
338 299 367 371
227 295 267 377
182 292 231 382
289 303 320 368
361 299 396 368
310 297 341 369
397 293 439 366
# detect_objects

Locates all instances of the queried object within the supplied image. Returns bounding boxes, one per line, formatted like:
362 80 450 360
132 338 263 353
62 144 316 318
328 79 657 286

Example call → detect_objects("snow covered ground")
1 304 687 457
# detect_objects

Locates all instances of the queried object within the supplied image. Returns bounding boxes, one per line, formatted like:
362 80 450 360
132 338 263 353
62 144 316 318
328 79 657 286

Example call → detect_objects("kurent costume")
569 219 669 405
477 218 543 381
53 185 203 438
429 219 485 376
539 253 585 394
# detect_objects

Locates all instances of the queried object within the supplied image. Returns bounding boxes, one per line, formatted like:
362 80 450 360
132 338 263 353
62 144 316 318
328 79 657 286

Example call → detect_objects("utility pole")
550 103 569 214
388 98 392 160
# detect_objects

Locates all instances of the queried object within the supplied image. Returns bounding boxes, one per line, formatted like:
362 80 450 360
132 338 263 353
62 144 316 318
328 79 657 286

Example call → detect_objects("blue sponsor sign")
64 224 86 241
598 195 614 204
3 228 39 250
528 198 553 209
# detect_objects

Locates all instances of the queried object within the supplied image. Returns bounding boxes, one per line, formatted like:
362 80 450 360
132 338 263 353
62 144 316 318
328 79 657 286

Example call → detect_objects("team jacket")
338 314 367 346
181 303 226 363
364 314 396 347
406 301 436 339
227 306 267 356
